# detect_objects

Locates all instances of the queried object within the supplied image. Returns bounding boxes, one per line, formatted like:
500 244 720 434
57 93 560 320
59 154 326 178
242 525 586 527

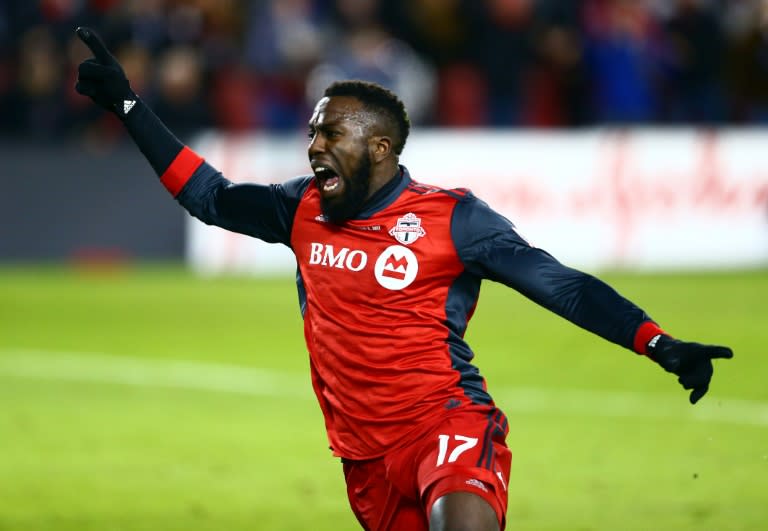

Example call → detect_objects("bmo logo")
374 245 418 290
307 243 419 290
308 243 367 271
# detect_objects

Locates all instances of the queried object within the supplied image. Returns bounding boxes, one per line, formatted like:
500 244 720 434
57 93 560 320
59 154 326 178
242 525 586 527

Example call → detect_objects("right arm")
75 27 309 246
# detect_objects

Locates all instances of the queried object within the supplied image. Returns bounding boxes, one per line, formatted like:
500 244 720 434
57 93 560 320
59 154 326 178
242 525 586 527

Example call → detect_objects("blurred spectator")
659 0 725 124
305 0 436 124
6 25 69 138
473 0 537 125
244 0 325 73
522 2 590 127
382 0 477 67
582 0 663 124
724 0 768 122
380 0 484 126
236 0 327 130
152 46 211 140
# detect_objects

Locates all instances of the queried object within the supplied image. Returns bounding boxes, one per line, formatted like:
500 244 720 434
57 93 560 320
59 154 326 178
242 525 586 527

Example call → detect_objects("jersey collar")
355 165 412 220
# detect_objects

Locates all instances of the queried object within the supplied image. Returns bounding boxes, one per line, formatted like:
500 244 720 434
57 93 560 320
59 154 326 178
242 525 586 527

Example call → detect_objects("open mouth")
313 166 341 193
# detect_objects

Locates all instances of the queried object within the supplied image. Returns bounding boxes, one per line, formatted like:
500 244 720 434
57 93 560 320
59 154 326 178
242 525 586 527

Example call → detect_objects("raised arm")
452 194 733 404
74 27 307 245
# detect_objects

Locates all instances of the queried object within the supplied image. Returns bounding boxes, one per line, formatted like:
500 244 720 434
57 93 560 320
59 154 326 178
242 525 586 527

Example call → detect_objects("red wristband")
633 321 666 355
160 146 204 197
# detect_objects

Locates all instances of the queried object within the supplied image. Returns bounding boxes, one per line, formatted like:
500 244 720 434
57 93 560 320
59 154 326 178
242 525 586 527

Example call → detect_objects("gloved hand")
75 26 138 119
647 334 733 404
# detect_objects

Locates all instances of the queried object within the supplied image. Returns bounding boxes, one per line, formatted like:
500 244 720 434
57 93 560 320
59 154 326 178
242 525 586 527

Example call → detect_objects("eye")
307 129 316 139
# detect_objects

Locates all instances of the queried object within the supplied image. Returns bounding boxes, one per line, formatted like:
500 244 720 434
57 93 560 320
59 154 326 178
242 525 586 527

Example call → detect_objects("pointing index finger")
76 26 114 65
708 346 734 360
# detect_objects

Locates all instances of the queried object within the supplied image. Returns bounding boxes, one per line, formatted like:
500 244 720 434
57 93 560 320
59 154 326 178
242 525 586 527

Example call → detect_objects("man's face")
308 96 374 224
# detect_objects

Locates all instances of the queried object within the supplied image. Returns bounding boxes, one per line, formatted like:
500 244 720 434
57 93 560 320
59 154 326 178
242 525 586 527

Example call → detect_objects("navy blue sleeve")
451 193 654 351
119 98 309 246
176 163 312 246
123 98 184 176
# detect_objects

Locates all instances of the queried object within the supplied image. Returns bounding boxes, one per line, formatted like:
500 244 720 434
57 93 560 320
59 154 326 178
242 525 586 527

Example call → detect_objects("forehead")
309 96 368 126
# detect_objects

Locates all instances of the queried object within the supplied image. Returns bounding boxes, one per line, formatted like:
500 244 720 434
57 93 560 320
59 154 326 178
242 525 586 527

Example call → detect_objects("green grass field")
0 265 766 530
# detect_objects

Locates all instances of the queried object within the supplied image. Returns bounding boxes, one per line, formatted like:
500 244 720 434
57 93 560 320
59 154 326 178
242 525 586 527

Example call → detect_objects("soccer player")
74 27 733 531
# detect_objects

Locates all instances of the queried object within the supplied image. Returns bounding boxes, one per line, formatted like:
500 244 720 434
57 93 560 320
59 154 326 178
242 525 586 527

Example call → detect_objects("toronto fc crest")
388 213 426 245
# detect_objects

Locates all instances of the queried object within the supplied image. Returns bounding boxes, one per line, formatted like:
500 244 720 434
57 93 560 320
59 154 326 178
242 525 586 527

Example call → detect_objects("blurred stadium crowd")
2 0 768 142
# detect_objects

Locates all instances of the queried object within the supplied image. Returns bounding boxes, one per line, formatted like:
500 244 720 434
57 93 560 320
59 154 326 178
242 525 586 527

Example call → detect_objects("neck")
366 159 400 200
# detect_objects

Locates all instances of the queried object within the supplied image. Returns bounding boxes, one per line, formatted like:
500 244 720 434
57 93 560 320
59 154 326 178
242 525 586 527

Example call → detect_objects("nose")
308 132 325 158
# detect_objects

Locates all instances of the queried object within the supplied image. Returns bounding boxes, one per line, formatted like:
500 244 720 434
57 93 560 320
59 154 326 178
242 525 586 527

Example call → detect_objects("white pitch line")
0 348 766 427
0 348 312 399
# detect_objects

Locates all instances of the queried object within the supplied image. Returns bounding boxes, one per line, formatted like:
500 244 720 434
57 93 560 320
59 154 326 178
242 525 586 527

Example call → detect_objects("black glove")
75 27 138 119
647 334 733 404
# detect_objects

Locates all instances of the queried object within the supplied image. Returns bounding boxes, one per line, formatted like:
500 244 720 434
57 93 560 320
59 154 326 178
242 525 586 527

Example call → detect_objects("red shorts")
342 406 511 531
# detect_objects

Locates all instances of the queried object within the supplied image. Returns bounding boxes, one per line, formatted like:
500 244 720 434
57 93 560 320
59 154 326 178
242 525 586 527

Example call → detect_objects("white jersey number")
436 434 479 466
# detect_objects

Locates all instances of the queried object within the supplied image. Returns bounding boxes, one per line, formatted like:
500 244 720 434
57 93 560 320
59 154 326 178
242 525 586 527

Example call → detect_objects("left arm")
452 194 657 352
452 194 733 403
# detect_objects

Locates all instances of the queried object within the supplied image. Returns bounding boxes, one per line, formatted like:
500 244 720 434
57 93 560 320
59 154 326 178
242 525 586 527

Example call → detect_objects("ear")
369 135 392 163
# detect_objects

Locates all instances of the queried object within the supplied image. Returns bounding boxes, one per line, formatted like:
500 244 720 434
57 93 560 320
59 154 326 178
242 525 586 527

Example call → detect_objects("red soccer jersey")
164 152 658 461
291 181 489 459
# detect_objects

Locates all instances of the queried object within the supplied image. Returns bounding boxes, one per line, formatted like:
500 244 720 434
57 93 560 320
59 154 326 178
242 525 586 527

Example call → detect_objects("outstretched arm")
453 194 733 404
74 27 307 245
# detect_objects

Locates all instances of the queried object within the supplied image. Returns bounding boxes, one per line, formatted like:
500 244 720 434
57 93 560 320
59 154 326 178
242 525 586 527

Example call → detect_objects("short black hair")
324 80 411 156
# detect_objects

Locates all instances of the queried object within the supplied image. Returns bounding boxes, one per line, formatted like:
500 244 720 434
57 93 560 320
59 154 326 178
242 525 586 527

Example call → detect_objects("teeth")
314 166 340 193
